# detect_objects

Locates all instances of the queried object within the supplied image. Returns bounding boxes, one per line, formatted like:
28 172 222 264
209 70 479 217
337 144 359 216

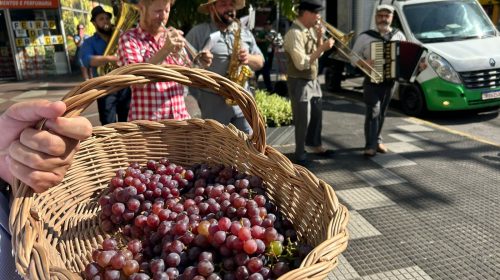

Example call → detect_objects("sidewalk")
298 90 500 280
1 76 500 279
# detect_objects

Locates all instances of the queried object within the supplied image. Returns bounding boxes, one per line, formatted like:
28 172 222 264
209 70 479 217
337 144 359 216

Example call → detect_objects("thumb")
0 100 67 148
5 100 66 122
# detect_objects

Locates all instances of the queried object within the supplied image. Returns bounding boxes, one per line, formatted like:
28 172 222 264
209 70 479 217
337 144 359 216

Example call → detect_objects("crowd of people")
0 0 408 277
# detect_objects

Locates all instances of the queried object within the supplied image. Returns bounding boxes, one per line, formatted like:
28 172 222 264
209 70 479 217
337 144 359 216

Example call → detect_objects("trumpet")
318 18 384 84
160 24 202 67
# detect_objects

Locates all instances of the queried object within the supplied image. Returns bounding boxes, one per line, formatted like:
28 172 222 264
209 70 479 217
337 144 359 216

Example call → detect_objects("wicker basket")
9 63 349 280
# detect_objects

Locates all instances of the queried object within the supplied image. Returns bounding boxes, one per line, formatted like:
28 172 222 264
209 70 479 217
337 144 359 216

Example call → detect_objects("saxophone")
96 1 140 76
226 19 253 105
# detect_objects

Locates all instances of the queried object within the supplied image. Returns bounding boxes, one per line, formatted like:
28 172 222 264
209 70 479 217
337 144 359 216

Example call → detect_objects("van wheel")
401 84 426 116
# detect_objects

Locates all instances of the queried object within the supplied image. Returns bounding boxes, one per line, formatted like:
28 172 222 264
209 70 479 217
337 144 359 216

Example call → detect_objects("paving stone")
384 142 424 153
397 124 434 132
327 255 362 280
370 154 417 168
421 254 500 280
388 132 428 142
343 235 415 276
361 266 433 280
347 210 382 240
354 169 407 187
12 89 48 100
336 187 396 210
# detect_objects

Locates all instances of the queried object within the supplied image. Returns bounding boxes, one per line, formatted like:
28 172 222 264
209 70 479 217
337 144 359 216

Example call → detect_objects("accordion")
370 41 425 83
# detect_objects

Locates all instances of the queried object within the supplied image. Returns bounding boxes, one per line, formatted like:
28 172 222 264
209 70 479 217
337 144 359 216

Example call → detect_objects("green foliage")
168 0 297 31
255 89 292 127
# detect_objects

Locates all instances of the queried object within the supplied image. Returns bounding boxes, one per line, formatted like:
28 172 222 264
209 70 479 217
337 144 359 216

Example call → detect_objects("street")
1 73 500 280
338 77 500 147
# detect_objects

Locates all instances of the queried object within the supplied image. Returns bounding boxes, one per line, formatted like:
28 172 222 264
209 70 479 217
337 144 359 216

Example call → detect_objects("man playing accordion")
351 4 406 157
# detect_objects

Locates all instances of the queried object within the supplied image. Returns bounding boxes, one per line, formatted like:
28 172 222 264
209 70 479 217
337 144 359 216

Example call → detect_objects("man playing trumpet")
283 0 335 165
118 0 212 121
186 0 264 134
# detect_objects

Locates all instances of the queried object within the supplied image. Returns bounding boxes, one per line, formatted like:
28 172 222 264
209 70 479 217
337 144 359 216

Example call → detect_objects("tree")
168 0 297 31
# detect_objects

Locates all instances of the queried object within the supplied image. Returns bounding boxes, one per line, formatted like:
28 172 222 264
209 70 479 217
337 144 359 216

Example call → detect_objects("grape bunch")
85 159 313 280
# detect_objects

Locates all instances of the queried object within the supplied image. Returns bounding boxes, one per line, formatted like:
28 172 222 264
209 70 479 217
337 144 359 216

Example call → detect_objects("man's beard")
97 25 113 36
377 22 390 32
218 11 235 25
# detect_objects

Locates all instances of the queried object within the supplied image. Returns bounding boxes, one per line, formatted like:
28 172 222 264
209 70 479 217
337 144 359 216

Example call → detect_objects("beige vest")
285 22 318 80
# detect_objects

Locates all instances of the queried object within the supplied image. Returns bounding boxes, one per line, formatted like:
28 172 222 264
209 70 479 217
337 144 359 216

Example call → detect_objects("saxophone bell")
225 18 252 106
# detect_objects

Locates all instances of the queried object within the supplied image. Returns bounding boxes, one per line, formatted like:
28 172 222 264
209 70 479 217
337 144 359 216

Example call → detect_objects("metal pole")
58 3 72 74
4 9 22 80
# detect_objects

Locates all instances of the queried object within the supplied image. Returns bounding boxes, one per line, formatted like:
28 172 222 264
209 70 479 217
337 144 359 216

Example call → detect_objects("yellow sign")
28 29 37 39
15 38 25 47
48 20 56 29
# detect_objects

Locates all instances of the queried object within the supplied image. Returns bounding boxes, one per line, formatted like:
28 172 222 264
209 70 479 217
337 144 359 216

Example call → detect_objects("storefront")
0 0 68 80
60 0 114 72
0 0 113 80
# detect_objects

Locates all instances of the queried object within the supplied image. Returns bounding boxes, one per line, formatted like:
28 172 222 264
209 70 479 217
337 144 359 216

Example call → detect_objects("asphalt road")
335 77 500 147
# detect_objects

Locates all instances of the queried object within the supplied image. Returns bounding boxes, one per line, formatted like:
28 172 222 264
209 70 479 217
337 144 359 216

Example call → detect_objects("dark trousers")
255 50 274 92
363 80 397 149
287 78 323 160
97 87 131 125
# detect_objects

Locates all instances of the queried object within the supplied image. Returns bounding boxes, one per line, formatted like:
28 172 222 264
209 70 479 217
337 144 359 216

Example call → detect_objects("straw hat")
198 0 245 14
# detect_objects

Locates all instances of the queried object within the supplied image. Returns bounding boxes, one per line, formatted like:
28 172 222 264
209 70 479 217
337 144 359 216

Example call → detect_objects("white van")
371 0 500 115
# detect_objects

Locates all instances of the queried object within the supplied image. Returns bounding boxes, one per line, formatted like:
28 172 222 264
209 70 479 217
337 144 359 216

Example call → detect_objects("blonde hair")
139 0 175 7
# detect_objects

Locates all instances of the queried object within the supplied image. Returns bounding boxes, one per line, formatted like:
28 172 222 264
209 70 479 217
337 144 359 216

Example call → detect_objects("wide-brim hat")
198 0 245 15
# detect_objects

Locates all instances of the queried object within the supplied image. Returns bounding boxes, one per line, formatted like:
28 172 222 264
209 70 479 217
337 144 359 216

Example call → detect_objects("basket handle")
59 63 267 152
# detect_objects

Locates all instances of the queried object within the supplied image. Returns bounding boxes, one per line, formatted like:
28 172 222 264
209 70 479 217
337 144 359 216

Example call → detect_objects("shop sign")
0 0 59 9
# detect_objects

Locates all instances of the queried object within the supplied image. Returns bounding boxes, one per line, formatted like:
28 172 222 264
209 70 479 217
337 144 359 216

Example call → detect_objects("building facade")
0 0 114 80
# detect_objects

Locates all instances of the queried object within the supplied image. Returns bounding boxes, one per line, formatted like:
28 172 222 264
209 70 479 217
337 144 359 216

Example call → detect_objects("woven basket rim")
9 64 349 280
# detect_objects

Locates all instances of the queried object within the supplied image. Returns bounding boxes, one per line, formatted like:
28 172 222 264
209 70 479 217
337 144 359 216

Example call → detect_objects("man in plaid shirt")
118 0 211 121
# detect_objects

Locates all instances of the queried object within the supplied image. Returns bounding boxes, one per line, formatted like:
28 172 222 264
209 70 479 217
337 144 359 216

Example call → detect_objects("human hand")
106 55 119 63
315 22 325 39
162 27 185 54
238 48 250 65
321 38 335 51
198 50 213 68
0 100 92 193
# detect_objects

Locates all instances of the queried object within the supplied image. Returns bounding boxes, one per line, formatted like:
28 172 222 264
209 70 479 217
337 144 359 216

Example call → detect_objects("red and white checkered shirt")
118 26 190 121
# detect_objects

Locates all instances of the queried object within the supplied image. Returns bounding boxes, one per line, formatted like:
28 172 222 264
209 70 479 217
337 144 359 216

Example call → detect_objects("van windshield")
403 0 496 43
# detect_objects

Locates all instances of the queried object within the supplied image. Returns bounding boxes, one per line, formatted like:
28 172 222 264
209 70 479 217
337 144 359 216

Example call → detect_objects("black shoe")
317 149 335 157
307 146 335 157
294 158 311 167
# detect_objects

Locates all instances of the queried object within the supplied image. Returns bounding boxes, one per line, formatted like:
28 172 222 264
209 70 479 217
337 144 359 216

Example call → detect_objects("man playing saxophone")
79 6 131 125
186 0 264 134
283 0 335 165
118 0 212 121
